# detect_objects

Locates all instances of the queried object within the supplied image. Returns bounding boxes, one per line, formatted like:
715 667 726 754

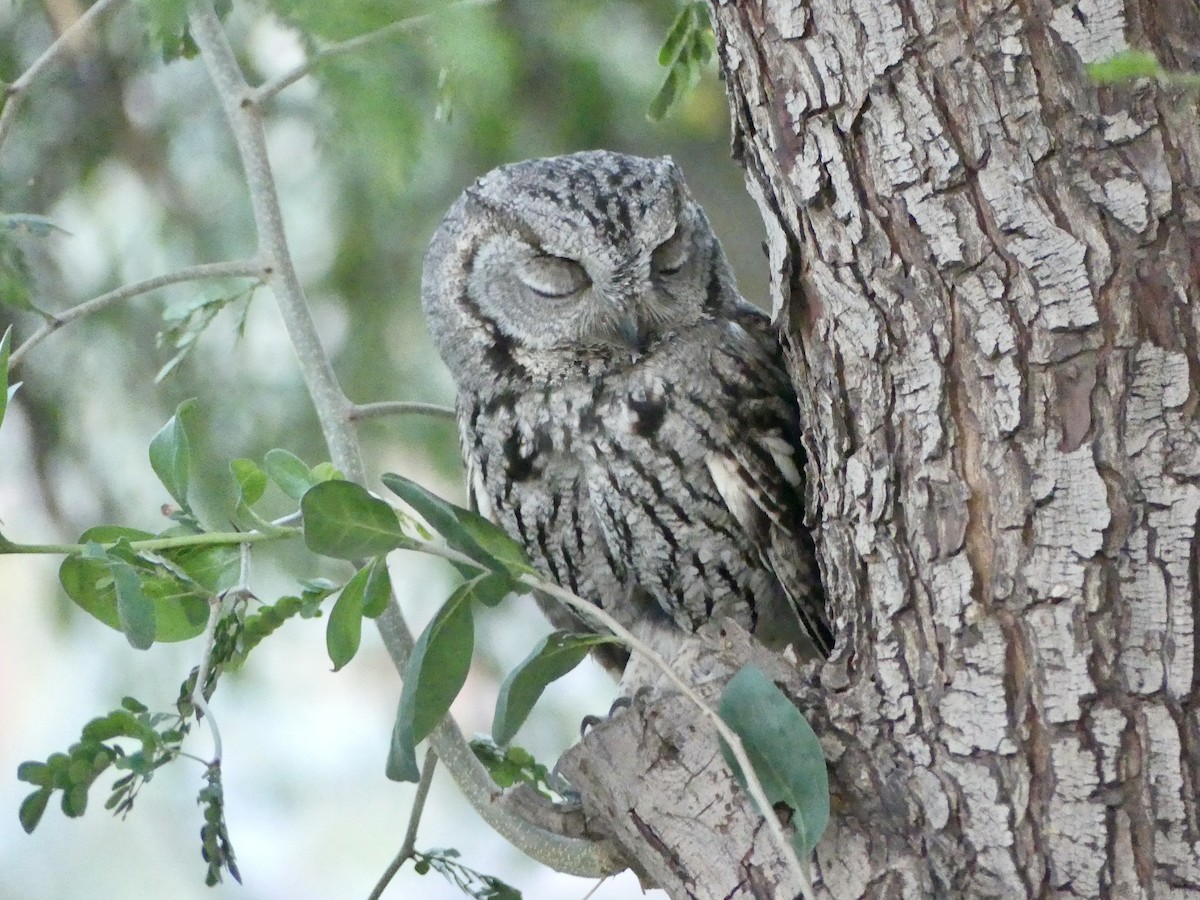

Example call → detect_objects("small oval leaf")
264 448 315 500
326 566 369 671
19 788 51 833
380 472 531 576
361 557 392 619
387 583 475 782
493 631 620 745
469 571 516 609
301 480 409 560
110 558 157 650
58 526 212 643
230 458 267 508
718 666 829 856
148 399 196 510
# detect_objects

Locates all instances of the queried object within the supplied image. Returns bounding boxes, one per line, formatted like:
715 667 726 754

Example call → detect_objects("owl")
421 150 832 676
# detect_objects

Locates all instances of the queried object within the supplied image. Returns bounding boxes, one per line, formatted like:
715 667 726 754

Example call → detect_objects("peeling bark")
563 1 1200 897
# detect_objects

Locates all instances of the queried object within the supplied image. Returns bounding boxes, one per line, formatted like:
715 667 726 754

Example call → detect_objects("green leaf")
470 736 555 796
326 565 371 671
718 666 829 856
237 595 305 661
17 761 51 787
109 557 157 650
648 67 683 122
493 632 619 745
264 448 316 500
148 399 196 511
156 288 256 383
19 788 51 833
166 543 239 593
0 229 48 315
649 2 713 121
0 325 13 431
657 2 695 66
62 783 89 817
230 458 267 508
381 472 532 576
361 557 392 618
197 763 241 885
1087 49 1162 83
81 710 158 749
59 527 211 643
469 571 515 609
308 461 342 484
301 480 409 560
387 583 476 782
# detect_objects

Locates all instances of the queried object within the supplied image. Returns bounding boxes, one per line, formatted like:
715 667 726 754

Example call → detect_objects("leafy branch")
253 0 499 103
648 1 716 121
9 258 263 369
301 475 828 894
184 0 625 879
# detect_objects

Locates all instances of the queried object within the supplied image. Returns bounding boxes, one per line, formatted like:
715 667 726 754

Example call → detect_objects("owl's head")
422 151 739 385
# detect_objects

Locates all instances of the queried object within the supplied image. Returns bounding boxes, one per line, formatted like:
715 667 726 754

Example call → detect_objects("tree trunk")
561 1 1200 897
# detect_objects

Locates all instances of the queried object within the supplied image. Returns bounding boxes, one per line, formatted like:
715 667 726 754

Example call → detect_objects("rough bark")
562 1 1200 897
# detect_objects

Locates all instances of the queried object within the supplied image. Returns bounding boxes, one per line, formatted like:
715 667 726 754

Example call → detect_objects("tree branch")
0 0 126 155
348 401 456 422
367 748 438 900
9 258 263 369
252 0 497 104
186 0 621 878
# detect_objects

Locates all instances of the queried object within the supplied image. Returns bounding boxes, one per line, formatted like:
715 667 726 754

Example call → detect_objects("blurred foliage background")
0 1 765 897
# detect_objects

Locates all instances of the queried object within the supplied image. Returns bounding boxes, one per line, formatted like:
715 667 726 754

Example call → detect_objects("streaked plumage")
421 151 832 673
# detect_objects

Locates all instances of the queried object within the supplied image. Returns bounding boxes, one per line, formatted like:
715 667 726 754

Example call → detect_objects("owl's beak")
616 314 648 356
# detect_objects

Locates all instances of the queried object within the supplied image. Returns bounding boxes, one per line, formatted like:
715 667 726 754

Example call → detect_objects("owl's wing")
706 312 834 657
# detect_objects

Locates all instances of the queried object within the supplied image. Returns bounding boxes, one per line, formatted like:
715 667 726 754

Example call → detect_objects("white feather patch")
760 433 803 487
469 457 495 520
706 454 758 536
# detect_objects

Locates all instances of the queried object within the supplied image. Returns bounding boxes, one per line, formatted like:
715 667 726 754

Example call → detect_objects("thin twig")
0 0 127 155
189 2 357 471
367 748 438 900
252 0 497 104
190 593 227 763
579 878 609 900
348 401 456 422
0 524 297 557
9 258 263 369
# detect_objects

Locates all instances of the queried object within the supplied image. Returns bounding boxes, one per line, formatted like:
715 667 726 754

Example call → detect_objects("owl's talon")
579 694 638 738
608 695 633 716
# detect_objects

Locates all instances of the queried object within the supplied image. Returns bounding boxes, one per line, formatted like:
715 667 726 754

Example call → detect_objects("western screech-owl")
421 150 831 674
